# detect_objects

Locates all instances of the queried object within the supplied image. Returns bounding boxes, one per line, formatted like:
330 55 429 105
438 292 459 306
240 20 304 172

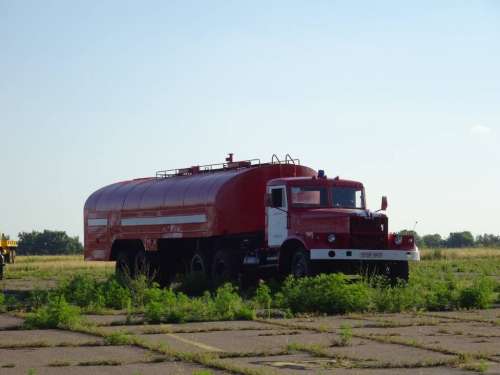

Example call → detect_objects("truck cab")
265 173 419 281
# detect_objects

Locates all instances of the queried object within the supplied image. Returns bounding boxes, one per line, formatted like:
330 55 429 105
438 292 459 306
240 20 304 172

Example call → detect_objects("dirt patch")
324 338 455 365
221 353 466 374
0 345 152 369
84 314 133 325
0 360 222 375
354 322 500 356
98 320 279 335
0 329 105 346
0 278 57 292
0 314 23 330
421 308 500 323
173 329 333 354
280 316 373 330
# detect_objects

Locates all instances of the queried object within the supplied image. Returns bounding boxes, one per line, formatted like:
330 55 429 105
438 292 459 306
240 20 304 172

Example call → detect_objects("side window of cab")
271 188 284 208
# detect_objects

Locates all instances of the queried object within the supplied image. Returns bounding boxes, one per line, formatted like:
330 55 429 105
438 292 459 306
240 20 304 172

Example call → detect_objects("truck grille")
350 215 387 249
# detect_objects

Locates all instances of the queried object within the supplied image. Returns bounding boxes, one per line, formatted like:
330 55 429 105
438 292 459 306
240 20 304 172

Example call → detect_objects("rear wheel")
291 248 312 278
211 249 240 285
190 251 210 277
133 251 157 279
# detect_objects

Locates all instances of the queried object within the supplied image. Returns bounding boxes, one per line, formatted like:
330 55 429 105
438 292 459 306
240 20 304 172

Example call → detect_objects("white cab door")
267 186 288 247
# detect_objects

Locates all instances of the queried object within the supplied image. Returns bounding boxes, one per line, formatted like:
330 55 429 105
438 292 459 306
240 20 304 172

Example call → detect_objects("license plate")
360 251 383 259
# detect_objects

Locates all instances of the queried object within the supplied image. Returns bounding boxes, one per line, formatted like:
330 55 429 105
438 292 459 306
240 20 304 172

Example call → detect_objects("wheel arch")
110 239 145 260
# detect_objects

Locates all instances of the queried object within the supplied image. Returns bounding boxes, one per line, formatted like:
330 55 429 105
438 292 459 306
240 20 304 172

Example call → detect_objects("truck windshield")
332 187 364 209
291 186 328 207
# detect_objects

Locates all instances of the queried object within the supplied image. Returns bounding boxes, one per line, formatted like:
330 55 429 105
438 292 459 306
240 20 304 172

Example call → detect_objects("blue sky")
1 1 499 240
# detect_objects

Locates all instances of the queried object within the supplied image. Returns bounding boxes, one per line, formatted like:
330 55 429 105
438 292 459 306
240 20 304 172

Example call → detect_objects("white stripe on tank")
121 214 207 226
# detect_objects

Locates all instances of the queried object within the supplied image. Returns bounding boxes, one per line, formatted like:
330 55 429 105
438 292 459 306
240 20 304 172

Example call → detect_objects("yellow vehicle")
1 233 17 280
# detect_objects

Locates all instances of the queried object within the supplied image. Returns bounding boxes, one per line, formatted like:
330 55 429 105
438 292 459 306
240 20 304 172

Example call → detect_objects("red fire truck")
84 154 419 283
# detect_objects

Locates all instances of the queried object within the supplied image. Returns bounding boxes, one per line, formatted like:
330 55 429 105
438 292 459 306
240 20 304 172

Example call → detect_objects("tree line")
399 230 500 248
16 230 83 255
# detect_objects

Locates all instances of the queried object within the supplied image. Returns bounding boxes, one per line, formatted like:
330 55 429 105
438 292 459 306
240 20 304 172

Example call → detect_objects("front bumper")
310 248 420 262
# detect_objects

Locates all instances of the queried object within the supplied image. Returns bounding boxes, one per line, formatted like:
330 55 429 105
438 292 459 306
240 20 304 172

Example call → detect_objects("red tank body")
84 163 315 261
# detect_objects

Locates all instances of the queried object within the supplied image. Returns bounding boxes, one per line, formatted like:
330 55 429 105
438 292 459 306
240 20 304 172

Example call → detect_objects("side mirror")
381 196 388 211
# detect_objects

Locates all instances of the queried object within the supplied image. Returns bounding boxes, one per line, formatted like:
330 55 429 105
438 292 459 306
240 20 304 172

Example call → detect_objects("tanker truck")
84 154 419 284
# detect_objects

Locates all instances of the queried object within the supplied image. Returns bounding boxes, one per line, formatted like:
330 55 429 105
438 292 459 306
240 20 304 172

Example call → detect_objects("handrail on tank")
285 154 300 165
156 154 301 178
156 158 261 178
272 154 300 165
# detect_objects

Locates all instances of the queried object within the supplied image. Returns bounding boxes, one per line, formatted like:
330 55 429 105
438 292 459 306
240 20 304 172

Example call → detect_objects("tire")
290 248 312 278
190 251 210 277
115 251 132 280
389 261 409 284
211 249 240 285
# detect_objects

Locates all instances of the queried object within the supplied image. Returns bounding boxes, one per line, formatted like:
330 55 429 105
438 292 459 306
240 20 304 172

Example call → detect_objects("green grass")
4 252 500 323
4 255 114 281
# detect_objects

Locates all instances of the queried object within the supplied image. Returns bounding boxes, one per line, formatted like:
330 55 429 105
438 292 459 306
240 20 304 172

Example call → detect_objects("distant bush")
17 230 83 255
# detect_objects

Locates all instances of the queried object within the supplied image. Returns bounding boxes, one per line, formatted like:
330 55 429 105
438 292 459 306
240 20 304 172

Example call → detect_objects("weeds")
458 277 495 309
24 295 82 329
103 330 133 345
14 255 500 325
339 324 353 346
48 361 71 367
279 273 372 314
254 281 272 318
144 283 255 323
78 359 121 366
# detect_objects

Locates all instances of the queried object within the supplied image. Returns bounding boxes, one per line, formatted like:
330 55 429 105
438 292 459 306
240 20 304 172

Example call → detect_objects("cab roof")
268 176 364 189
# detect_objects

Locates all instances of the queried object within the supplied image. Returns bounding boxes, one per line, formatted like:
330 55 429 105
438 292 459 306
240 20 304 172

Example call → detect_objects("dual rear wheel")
189 249 240 285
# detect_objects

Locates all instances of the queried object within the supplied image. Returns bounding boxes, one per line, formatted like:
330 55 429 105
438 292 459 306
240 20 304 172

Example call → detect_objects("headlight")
327 234 336 243
394 235 403 245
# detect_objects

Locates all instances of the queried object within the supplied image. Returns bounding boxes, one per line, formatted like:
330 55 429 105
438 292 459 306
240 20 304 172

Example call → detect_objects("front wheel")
291 248 312 278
